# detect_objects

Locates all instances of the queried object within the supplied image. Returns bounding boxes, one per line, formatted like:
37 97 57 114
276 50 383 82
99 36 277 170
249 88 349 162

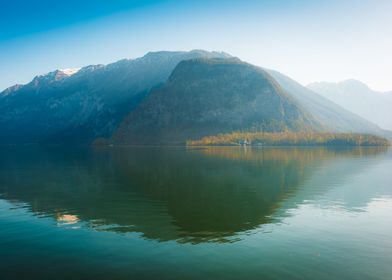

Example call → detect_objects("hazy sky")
1 0 391 91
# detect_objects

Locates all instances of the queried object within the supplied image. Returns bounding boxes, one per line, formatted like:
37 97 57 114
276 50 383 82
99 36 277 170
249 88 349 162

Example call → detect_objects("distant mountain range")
308 80 392 131
0 50 389 145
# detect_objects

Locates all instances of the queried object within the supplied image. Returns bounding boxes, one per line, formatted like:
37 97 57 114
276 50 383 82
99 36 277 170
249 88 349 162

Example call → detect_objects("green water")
0 146 391 279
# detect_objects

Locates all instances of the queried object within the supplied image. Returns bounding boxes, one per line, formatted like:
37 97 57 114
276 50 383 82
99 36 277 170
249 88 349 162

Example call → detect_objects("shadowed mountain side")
0 146 387 243
111 58 319 145
0 50 229 144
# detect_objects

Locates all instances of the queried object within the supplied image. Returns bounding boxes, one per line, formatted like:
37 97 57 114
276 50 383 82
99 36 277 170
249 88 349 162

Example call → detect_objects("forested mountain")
111 58 319 144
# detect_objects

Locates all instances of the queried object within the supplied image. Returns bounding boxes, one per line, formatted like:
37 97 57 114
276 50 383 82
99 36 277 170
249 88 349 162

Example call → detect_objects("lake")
0 146 391 279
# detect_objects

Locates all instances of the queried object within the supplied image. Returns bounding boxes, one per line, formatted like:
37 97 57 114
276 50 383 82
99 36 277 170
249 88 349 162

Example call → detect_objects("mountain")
308 80 392 131
0 50 230 144
111 58 321 145
0 50 387 145
267 72 383 134
112 58 386 145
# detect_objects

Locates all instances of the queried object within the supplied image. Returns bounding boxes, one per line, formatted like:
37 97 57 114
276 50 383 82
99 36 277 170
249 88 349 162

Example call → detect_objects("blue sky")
1 0 391 91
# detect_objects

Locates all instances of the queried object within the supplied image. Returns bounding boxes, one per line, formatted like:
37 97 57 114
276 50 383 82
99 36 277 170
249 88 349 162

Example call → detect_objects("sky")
0 0 391 92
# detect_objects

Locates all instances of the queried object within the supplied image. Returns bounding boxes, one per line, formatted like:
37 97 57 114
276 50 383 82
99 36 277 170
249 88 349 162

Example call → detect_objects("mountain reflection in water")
0 146 388 244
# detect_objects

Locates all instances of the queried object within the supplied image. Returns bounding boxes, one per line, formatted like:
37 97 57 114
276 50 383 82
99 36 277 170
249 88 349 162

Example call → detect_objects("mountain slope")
0 50 229 144
308 80 392 131
111 58 319 145
266 71 384 134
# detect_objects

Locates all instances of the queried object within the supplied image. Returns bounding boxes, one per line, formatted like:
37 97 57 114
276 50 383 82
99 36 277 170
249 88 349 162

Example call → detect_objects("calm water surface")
0 146 391 279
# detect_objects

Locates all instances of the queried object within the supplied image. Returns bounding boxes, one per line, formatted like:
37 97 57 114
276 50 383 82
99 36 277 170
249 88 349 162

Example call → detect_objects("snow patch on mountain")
60 68 81 76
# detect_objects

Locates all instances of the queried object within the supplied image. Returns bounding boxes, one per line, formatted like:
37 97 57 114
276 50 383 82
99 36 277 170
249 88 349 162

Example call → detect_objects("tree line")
187 132 390 146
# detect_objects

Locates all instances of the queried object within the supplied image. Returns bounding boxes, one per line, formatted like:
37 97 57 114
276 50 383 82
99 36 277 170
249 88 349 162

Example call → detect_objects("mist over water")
0 146 391 279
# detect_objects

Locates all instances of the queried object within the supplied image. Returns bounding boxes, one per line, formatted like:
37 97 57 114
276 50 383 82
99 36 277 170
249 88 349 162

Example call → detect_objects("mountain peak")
142 49 232 60
79 64 105 74
59 68 81 76
188 49 232 58
338 79 371 91
308 79 371 92
308 78 392 131
1 84 23 97
31 68 81 87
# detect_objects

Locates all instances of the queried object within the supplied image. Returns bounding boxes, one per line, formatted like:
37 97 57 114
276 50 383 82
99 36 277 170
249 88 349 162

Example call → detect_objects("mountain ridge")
0 50 388 145
308 79 392 131
0 50 230 144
